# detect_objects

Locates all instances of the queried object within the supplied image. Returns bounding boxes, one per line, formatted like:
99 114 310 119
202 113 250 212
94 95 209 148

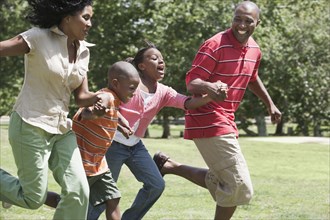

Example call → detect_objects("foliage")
1 0 329 136
149 1 234 126
0 0 29 115
253 0 330 136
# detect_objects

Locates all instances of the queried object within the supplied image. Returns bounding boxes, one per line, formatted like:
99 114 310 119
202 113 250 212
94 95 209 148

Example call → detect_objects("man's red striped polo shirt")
184 28 261 139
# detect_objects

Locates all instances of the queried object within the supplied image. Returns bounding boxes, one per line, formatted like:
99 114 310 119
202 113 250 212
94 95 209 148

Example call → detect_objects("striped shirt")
72 88 120 176
184 28 261 139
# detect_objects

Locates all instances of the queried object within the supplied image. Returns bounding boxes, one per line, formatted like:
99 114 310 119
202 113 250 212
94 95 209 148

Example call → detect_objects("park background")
1 0 329 137
0 0 329 219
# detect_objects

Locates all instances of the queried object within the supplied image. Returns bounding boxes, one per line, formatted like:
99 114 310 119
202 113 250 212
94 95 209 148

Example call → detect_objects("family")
0 1 281 220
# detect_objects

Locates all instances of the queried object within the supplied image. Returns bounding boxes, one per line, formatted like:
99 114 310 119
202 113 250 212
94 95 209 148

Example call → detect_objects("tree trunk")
161 115 170 138
144 128 150 138
313 120 322 137
237 116 257 136
255 115 267 136
302 121 309 136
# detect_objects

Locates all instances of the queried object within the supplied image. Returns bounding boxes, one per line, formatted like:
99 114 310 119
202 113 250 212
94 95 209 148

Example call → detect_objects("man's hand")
207 80 228 102
268 105 282 124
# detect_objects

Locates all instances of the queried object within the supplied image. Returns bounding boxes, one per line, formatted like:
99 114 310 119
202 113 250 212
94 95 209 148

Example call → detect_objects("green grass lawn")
0 124 329 220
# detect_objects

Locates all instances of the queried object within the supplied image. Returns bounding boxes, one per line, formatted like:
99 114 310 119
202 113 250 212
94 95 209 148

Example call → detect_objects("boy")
72 61 140 220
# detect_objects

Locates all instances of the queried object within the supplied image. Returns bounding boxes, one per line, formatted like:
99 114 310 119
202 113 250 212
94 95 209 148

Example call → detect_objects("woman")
0 0 106 219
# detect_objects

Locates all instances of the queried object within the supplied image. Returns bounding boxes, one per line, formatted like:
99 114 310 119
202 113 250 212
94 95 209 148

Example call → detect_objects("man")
153 1 281 219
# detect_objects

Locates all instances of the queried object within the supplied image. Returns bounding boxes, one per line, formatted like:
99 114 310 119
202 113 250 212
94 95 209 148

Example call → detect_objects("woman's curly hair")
26 0 93 28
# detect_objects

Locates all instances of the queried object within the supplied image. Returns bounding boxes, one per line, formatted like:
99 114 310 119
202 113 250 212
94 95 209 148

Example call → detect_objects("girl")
88 41 225 220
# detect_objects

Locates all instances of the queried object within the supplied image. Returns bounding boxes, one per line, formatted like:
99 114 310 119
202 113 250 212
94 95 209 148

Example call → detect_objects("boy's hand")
80 107 97 120
93 102 108 117
117 113 134 138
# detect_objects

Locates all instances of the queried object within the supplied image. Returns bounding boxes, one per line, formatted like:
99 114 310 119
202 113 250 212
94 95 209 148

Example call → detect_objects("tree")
142 0 234 138
0 0 29 115
1 0 329 137
253 0 330 136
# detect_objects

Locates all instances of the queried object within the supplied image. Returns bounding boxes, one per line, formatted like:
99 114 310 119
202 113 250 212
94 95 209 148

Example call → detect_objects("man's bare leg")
160 156 208 189
156 153 237 220
215 206 236 220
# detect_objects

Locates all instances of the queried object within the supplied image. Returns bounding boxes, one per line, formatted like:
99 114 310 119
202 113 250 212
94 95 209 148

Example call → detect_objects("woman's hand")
92 93 111 117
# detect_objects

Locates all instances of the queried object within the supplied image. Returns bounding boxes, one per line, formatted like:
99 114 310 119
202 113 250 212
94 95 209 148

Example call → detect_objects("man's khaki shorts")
194 133 253 207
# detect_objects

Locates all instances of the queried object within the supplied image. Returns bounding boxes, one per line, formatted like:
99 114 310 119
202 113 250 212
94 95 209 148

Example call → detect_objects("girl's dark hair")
125 40 157 71
26 0 93 28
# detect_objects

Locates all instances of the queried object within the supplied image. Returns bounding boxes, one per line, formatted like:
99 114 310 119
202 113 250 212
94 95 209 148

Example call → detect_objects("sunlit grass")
0 124 329 219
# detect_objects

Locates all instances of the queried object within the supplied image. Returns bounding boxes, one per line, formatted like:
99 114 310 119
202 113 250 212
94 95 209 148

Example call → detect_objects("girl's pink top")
119 82 189 137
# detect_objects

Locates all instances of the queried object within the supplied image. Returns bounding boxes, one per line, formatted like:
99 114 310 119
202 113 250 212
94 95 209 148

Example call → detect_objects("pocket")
210 155 243 186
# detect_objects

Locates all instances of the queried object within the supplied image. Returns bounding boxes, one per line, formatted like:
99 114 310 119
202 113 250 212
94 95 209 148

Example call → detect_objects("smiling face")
115 74 140 103
64 5 93 41
137 48 165 82
232 2 260 44
108 61 140 103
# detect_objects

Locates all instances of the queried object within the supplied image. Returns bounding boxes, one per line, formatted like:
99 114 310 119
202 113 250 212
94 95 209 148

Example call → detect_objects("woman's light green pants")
0 112 89 219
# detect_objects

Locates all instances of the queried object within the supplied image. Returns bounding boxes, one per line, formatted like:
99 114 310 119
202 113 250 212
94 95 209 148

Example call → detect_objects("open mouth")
238 30 247 35
157 65 165 73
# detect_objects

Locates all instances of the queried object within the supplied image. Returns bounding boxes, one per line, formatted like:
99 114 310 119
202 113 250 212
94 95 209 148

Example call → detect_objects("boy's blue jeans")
88 140 165 220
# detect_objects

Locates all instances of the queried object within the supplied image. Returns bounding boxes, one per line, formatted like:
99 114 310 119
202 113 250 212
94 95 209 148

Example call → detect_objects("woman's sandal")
2 202 12 209
153 152 170 176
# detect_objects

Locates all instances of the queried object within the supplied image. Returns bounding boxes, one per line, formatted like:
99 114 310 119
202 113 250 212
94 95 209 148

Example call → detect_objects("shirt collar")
50 26 66 36
50 26 95 48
